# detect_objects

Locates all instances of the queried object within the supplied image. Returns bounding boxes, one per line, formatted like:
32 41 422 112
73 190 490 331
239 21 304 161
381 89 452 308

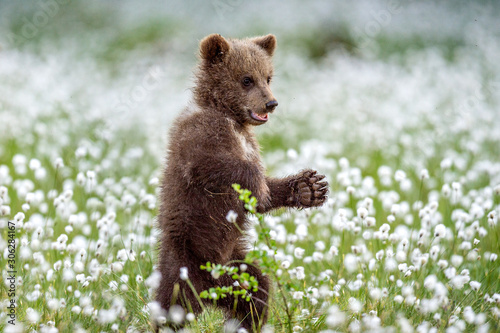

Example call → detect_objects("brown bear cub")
156 34 328 332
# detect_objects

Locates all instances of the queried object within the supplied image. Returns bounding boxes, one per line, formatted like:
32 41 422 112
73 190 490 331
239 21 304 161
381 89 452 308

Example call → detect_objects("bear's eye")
242 76 253 87
267 76 272 84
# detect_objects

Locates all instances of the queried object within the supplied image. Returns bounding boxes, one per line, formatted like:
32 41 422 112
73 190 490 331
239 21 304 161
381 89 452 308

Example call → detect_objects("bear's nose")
265 100 278 111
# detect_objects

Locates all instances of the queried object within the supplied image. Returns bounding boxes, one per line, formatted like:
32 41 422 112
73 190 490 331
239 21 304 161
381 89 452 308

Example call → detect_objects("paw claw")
312 183 321 191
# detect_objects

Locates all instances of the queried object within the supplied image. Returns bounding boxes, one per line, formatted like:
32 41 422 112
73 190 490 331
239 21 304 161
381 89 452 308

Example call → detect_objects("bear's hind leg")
217 249 270 333
155 261 205 331
225 264 270 332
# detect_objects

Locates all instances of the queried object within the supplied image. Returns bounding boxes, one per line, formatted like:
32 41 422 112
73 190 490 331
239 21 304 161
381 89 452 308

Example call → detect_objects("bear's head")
194 34 278 126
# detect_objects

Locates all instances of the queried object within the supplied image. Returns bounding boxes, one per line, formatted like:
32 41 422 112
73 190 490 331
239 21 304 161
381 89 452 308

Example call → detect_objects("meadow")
0 1 499 332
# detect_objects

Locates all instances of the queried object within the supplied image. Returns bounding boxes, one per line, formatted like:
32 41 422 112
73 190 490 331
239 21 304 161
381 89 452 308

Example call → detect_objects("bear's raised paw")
289 170 328 208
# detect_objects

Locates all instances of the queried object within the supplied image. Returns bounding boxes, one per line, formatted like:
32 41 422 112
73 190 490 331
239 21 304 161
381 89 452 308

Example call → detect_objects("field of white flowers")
1 0 499 332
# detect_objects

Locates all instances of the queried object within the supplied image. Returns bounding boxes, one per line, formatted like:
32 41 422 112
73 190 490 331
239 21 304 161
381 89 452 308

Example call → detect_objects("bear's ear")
252 34 277 56
200 34 230 63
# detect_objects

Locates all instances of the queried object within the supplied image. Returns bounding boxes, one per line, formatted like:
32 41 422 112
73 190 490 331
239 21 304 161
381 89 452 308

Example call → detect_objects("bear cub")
156 34 328 332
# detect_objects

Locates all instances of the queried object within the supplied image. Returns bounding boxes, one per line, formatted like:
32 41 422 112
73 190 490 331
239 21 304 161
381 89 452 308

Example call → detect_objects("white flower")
169 305 185 324
145 271 162 290
470 281 481 291
434 224 446 238
26 308 40 323
450 275 470 289
76 274 86 283
53 260 62 271
54 157 64 169
344 254 358 273
495 184 500 196
29 159 41 170
47 298 59 310
1 205 11 216
128 250 136 262
0 186 7 198
295 266 305 280
438 259 448 269
180 267 188 281
385 258 397 272
226 210 238 223
380 223 390 233
86 170 95 180
369 288 382 300
440 158 452 169
111 262 123 272
395 170 406 182
348 297 363 312
339 157 349 170
296 224 308 238
99 308 118 324
329 246 339 256
294 247 305 259
346 186 356 195
312 251 323 261
315 241 325 251
357 207 368 219
287 149 298 160
365 216 376 227
451 255 463 267
444 267 457 280
325 305 346 327
14 212 25 223
76 172 86 186
122 194 137 207
442 184 451 197
463 306 475 324
117 249 128 261
424 275 438 290
149 177 159 186
109 281 118 291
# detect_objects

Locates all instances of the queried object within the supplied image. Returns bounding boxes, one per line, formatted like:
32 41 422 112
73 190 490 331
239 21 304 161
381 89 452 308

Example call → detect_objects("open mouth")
249 110 269 122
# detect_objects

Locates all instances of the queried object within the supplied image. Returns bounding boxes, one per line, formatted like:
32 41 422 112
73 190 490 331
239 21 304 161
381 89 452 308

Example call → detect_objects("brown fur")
156 34 328 332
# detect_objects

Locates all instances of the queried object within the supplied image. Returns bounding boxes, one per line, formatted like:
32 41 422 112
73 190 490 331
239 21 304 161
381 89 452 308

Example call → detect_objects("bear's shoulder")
169 104 238 155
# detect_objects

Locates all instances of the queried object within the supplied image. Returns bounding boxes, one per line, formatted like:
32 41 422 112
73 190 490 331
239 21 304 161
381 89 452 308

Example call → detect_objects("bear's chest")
232 128 269 202
235 131 259 161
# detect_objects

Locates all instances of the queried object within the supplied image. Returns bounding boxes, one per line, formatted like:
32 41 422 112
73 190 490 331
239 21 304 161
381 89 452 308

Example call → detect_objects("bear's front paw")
289 170 328 208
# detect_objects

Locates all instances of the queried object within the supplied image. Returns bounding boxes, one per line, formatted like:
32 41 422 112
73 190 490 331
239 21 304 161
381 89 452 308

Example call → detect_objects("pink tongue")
256 113 268 120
